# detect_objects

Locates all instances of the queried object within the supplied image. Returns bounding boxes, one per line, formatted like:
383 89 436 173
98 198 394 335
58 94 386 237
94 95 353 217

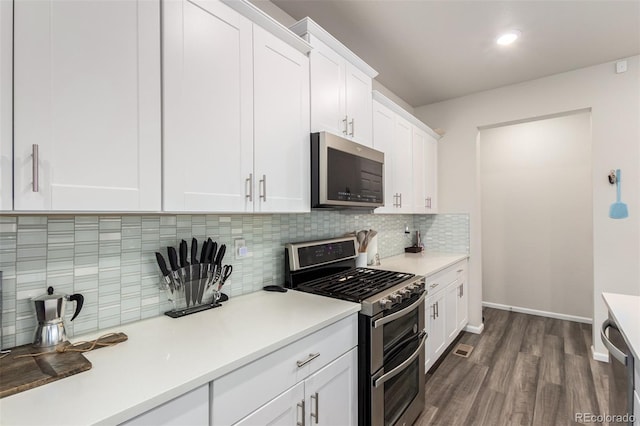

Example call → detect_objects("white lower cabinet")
234 382 305 426
424 259 469 371
425 290 446 368
120 384 209 426
212 314 358 426
235 349 357 426
303 348 358 426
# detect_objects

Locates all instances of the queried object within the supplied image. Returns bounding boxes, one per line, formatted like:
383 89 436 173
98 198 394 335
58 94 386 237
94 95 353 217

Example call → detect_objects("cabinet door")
445 282 459 341
308 35 346 138
14 0 160 211
121 384 209 426
425 292 446 369
344 63 373 147
393 116 413 213
163 0 253 212
457 280 469 331
0 0 11 210
253 25 310 213
424 133 438 213
412 127 427 214
372 100 395 214
234 382 305 426
305 348 358 426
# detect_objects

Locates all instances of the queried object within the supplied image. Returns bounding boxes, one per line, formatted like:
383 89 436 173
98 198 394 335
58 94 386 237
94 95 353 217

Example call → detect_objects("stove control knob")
390 293 402 303
379 298 392 310
399 288 412 299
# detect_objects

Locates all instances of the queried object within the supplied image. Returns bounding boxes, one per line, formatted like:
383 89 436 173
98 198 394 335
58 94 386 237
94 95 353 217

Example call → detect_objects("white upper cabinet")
0 0 12 211
424 133 438 213
253 25 310 213
393 116 414 213
162 0 253 213
290 18 377 147
372 90 440 214
412 127 427 213
13 0 161 211
163 0 310 213
372 100 396 213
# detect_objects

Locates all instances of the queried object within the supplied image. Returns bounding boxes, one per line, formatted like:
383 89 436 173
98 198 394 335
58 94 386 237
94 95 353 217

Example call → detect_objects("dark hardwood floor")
416 307 622 426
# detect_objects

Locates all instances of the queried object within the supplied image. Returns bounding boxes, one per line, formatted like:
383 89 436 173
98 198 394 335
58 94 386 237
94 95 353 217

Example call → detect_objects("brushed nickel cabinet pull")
349 118 355 136
297 400 306 426
296 352 320 368
342 116 348 135
310 392 319 423
32 144 39 192
259 174 266 201
399 193 402 208
245 173 253 201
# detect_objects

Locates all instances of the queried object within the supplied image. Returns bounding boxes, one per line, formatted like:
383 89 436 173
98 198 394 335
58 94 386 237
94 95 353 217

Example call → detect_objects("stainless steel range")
285 237 427 426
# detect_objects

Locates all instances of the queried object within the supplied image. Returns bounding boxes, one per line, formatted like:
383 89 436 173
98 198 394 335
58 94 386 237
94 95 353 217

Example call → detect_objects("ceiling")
271 0 640 107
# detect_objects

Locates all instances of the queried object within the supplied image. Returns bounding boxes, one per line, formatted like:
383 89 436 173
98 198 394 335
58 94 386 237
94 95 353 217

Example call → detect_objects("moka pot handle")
68 294 84 321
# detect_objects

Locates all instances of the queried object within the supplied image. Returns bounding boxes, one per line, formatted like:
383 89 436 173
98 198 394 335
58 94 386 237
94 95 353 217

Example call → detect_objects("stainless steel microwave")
311 132 384 208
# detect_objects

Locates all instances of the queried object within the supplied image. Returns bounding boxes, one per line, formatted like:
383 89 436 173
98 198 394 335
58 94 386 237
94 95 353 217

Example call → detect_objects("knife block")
160 264 222 318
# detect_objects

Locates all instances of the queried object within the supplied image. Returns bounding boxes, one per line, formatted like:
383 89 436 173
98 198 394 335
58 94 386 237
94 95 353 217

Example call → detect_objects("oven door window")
383 339 421 426
382 297 420 354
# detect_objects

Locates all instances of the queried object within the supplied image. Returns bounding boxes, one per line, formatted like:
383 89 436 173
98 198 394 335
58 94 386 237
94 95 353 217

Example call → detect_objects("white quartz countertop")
372 252 469 277
0 291 360 426
602 292 640 361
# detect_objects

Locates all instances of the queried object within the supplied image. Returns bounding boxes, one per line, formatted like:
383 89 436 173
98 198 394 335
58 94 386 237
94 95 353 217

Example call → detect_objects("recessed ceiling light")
496 31 521 46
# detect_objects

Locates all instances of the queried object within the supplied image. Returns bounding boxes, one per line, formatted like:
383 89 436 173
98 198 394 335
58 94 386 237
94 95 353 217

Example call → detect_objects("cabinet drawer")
212 314 357 426
426 260 466 294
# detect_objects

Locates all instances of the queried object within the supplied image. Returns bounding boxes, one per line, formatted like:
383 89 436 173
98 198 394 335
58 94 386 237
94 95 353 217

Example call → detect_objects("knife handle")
179 240 188 267
200 239 209 263
155 252 171 277
167 247 179 271
215 244 226 266
191 238 198 264
208 240 217 264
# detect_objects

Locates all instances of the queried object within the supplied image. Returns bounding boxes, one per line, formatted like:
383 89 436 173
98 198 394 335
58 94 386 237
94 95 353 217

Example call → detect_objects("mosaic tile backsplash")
0 212 468 348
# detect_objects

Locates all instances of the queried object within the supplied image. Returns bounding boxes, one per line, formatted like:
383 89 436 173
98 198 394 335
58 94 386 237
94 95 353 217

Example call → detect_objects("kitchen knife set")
155 237 232 318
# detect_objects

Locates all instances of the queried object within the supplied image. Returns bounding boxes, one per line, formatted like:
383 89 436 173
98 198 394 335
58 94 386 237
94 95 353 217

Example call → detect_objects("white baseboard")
591 345 609 363
482 301 592 324
464 323 484 334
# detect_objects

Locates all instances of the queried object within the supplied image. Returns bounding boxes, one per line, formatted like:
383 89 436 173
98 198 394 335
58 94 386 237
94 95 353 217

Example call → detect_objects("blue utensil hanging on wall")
609 169 629 219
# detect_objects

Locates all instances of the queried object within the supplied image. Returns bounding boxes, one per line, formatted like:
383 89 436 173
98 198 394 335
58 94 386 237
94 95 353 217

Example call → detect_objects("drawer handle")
296 352 320 368
457 269 464 273
430 283 438 289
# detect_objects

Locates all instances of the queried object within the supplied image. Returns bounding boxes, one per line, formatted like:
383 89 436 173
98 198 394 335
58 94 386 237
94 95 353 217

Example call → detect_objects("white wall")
480 111 593 319
415 56 640 357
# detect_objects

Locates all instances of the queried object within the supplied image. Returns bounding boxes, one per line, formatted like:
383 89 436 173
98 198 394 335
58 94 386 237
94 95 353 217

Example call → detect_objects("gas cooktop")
296 267 415 303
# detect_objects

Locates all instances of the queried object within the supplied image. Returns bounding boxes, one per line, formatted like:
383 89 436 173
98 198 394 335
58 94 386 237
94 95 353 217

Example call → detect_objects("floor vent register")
452 343 474 358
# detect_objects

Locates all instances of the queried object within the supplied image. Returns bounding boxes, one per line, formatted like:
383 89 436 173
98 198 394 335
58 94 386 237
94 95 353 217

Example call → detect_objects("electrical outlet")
234 238 250 259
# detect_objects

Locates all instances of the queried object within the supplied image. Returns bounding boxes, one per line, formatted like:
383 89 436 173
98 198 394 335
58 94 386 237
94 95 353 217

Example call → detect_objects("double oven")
285 237 426 426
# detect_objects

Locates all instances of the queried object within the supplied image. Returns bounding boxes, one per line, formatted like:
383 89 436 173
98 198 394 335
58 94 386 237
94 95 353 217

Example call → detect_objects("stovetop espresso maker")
32 286 84 347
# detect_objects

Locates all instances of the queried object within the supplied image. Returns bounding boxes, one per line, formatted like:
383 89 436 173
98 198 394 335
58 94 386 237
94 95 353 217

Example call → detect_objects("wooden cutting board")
0 333 127 398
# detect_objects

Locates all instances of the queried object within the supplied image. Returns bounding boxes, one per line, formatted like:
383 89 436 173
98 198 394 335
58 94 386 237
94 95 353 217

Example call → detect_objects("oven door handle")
600 319 628 365
373 292 426 329
374 331 427 388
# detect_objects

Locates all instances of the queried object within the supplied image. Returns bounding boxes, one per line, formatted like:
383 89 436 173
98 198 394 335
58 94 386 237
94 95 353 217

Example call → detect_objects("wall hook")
608 170 617 185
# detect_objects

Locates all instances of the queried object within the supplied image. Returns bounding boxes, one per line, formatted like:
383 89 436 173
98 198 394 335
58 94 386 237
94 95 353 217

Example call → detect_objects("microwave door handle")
600 319 628 365
374 331 427 388
373 291 426 329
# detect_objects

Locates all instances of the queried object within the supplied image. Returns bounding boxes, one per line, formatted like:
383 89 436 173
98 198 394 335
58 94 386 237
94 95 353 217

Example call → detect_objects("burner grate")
298 268 415 302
